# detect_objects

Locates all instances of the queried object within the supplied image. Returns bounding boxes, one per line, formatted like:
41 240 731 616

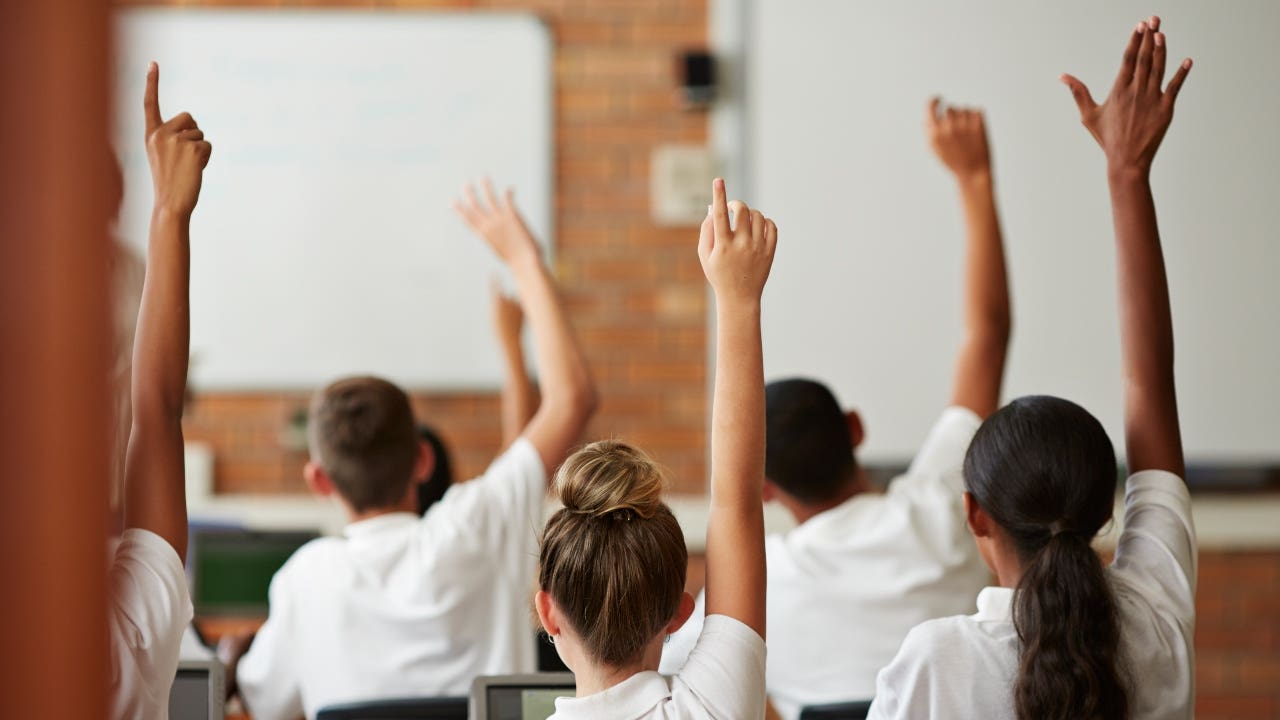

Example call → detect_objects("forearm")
510 254 596 416
132 209 191 422
498 337 536 448
1107 168 1184 475
709 303 766 509
950 171 1011 416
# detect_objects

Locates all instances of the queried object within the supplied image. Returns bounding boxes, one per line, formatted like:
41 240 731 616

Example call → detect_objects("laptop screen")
484 685 574 720
192 529 317 615
168 669 211 720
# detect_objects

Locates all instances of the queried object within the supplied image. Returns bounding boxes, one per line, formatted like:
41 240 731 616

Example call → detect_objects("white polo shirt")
868 469 1196 720
236 438 546 720
661 407 989 720
550 615 766 720
109 528 194 720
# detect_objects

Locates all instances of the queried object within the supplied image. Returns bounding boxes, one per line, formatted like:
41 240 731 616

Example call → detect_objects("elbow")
969 311 1012 353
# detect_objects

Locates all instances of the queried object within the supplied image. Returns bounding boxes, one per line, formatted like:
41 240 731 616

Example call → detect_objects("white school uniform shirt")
550 615 766 720
236 438 546 720
109 528 195 720
867 470 1197 720
661 407 989 720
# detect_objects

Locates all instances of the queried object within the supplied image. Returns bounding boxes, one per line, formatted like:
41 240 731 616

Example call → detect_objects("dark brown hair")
308 376 419 513
538 441 687 667
964 395 1127 720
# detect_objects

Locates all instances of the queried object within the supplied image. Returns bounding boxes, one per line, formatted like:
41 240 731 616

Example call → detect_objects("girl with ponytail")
869 17 1197 720
535 178 777 718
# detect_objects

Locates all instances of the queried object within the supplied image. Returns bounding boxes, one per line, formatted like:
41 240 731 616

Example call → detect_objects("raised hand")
926 98 992 179
453 180 540 266
1060 16 1192 174
698 178 777 305
144 62 212 218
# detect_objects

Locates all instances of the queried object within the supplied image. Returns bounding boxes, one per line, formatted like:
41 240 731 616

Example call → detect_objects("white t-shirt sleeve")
108 528 194 716
236 569 305 720
1109 469 1197 621
433 438 547 563
672 614 767 719
896 407 983 495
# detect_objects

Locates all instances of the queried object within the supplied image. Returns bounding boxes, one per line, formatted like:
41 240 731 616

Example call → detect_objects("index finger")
144 62 162 135
926 97 941 130
711 178 731 239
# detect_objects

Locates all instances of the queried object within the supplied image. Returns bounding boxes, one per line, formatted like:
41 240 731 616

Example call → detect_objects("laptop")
189 527 319 615
168 659 225 720
470 673 575 720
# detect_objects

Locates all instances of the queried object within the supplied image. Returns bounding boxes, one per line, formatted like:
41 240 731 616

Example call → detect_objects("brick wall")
139 0 712 492
1195 551 1280 720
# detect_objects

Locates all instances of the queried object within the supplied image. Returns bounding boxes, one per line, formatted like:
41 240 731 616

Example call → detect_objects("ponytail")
1013 531 1127 720
963 396 1130 720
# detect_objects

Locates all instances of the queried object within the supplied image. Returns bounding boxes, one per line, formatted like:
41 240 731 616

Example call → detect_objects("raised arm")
491 282 538 449
454 182 598 474
1062 16 1190 477
699 179 777 637
927 99 1012 419
123 63 212 558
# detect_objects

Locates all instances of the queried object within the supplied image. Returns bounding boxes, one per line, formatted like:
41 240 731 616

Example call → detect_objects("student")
661 99 1012 718
110 62 212 719
416 284 536 515
535 179 775 719
869 17 1194 720
220 181 598 719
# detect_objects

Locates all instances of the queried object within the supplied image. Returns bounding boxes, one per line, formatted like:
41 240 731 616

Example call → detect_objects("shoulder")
271 536 344 585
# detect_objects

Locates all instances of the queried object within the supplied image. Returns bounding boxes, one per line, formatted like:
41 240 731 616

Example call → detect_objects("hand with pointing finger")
698 178 777 305
144 62 212 218
1060 16 1192 175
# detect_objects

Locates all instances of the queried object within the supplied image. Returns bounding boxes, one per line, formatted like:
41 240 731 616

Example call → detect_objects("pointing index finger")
144 62 163 136
711 178 731 240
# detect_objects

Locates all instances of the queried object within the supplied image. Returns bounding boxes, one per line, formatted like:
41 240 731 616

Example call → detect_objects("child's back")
237 433 547 718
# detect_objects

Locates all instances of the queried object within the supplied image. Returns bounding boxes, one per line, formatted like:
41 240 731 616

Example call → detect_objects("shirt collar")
552 671 670 719
974 586 1015 621
342 511 419 539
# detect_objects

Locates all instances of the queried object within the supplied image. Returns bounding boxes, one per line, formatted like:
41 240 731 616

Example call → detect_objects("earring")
547 634 557 645
664 635 671 644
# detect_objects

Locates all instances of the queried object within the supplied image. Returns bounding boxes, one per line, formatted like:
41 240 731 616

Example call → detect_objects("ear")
413 439 436 486
664 592 697 635
762 480 777 504
964 492 993 538
304 461 335 499
845 409 865 448
534 590 561 637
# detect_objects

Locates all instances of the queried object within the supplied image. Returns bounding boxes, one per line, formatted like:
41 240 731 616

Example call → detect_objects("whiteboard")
113 10 552 391
745 1 1280 462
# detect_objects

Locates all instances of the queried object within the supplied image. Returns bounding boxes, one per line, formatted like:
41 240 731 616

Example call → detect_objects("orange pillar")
0 1 112 718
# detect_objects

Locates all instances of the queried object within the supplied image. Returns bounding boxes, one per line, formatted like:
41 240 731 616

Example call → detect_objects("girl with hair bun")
869 17 1197 720
535 178 777 719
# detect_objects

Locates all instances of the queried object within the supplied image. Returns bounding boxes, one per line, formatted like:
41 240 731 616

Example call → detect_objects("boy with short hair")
662 98 1012 720
223 182 598 720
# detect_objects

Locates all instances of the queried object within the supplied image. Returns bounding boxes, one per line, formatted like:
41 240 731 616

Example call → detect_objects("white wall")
728 0 1279 462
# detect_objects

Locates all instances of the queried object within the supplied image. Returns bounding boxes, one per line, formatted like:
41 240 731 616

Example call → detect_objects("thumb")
1059 74 1097 116
144 62 163 135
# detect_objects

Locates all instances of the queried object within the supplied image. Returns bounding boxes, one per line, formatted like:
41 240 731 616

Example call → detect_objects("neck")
573 661 649 698
343 491 418 524
786 468 872 525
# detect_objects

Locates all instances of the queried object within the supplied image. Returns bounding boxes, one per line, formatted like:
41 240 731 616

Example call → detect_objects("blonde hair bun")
554 440 666 520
